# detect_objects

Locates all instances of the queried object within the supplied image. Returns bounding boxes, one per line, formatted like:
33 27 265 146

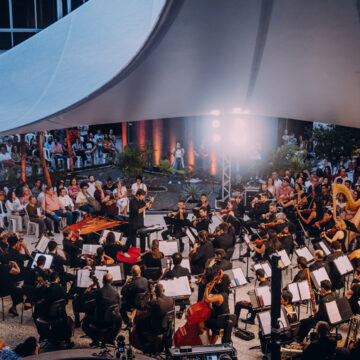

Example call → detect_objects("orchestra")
1 174 360 359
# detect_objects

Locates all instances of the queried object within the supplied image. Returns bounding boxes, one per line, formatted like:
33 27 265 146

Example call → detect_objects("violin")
277 232 291 238
218 209 231 215
246 237 269 246
322 228 339 236
260 220 282 228
297 208 312 214
174 270 223 346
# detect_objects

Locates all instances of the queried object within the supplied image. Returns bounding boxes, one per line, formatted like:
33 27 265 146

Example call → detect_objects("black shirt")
293 269 308 283
213 233 234 252
194 217 210 232
104 243 124 262
301 336 337 360
190 241 214 275
141 251 164 268
129 197 146 230
164 264 191 280
326 251 345 290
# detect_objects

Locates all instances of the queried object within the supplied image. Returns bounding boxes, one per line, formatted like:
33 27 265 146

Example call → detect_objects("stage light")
243 109 250 114
212 134 221 143
210 109 221 116
232 107 243 114
212 119 221 128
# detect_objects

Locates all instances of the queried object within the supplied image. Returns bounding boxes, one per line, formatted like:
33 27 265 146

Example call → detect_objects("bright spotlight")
212 134 221 143
212 119 221 128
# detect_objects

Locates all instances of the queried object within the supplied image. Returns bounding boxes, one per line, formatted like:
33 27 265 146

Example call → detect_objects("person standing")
124 189 154 256
169 141 185 184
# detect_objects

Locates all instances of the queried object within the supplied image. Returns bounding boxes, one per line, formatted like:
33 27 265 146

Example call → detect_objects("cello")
173 270 223 346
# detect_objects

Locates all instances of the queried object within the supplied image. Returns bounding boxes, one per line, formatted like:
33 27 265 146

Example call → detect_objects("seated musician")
318 184 332 208
140 239 164 268
199 273 231 344
83 273 121 347
297 199 324 237
133 283 174 353
6 233 31 272
347 267 360 314
213 223 235 259
234 269 270 326
192 193 211 217
251 228 282 262
247 193 271 222
259 290 298 354
297 280 338 342
234 191 245 219
163 252 191 280
278 221 295 255
326 241 345 291
103 231 126 262
313 210 335 233
192 207 210 232
0 258 23 317
92 247 114 266
62 228 84 268
301 321 337 360
205 248 232 271
120 265 149 327
277 178 294 201
310 250 330 274
161 200 188 252
293 256 309 282
48 240 75 288
322 219 349 252
189 230 214 275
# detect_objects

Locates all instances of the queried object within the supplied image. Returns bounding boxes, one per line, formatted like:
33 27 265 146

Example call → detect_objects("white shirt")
131 182 147 195
6 198 23 212
88 182 96 196
173 148 184 158
0 152 11 162
113 186 127 198
59 195 74 209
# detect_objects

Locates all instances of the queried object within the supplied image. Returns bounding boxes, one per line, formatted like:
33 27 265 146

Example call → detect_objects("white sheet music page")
256 286 271 306
312 267 330 289
35 236 49 253
262 262 272 278
82 244 102 255
298 280 311 301
96 265 122 281
296 247 313 262
232 268 247 286
319 241 331 256
185 228 196 245
258 311 271 335
325 301 342 324
288 283 300 303
159 240 179 256
278 250 291 268
99 230 122 244
159 276 191 297
31 253 53 269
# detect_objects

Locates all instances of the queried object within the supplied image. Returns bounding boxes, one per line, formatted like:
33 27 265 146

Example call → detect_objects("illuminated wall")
152 119 162 165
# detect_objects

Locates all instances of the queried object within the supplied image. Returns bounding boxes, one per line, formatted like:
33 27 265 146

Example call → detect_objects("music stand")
253 261 272 279
325 297 353 328
76 269 107 288
315 241 331 257
82 244 102 256
333 255 354 276
99 230 122 244
158 276 191 297
277 249 291 269
257 306 290 336
295 246 314 264
35 235 50 253
224 267 248 305
95 263 125 285
159 239 179 257
242 233 254 281
29 252 54 269
310 267 330 289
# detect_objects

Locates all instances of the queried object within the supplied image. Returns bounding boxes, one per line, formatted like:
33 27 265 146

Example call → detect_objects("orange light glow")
169 124 176 164
210 151 217 175
121 122 127 150
137 120 146 148
153 119 162 165
188 138 194 166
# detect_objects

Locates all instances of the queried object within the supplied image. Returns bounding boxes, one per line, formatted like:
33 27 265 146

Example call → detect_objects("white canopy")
0 0 359 135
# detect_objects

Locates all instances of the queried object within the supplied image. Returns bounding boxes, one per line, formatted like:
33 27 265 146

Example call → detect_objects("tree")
118 144 146 178
312 125 360 168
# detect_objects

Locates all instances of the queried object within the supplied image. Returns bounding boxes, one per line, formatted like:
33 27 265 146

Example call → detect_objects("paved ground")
0 214 350 358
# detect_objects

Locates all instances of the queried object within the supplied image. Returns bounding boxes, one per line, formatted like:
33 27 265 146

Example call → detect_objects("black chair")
216 313 237 344
142 267 162 281
87 304 122 347
0 290 10 321
226 247 235 260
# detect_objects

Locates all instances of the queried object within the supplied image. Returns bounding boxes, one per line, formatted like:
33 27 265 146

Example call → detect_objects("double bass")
173 270 223 346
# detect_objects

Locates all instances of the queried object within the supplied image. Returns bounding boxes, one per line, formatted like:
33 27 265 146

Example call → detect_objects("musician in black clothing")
213 223 235 259
161 200 188 252
293 256 309 282
297 280 338 342
164 252 191 280
0 259 23 316
48 240 75 287
310 250 330 274
192 207 210 232
192 193 211 217
234 269 270 326
120 265 149 325
6 234 31 273
103 231 126 262
125 189 154 255
347 267 360 314
83 273 121 347
318 184 332 208
206 248 232 272
234 191 245 219
0 227 7 252
301 321 337 360
326 241 345 290
189 230 214 275
62 229 84 268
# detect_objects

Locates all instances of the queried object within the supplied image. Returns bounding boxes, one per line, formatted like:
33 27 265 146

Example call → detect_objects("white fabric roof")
0 0 359 135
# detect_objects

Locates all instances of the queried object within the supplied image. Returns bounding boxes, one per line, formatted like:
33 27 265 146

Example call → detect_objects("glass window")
71 0 84 11
13 32 34 46
0 32 11 49
61 0 68 16
0 0 10 28
12 0 35 28
36 0 57 28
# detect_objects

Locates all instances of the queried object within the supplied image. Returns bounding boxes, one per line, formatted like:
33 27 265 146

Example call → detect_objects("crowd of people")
0 161 360 358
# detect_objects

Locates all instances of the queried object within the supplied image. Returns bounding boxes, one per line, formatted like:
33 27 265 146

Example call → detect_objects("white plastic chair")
24 207 40 238
25 133 36 144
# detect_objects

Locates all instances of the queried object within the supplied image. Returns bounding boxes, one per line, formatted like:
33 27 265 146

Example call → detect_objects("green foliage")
311 124 360 167
159 159 186 176
270 143 313 177
118 145 146 178
181 183 203 201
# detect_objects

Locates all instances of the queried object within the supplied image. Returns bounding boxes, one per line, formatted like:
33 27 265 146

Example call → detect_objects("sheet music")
159 240 179 257
159 276 191 297
288 283 300 303
35 236 49 253
318 241 331 256
279 308 288 330
31 253 53 269
232 268 247 286
311 267 330 289
185 228 196 245
262 262 272 278
82 244 102 256
99 230 122 244
77 269 107 288
298 280 311 301
278 250 291 268
258 311 271 335
256 286 271 307
96 265 123 282
169 258 191 272
325 300 342 324
333 256 354 275
295 247 313 263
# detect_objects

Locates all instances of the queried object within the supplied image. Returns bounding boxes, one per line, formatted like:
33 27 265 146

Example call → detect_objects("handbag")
234 328 255 341
83 191 101 212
